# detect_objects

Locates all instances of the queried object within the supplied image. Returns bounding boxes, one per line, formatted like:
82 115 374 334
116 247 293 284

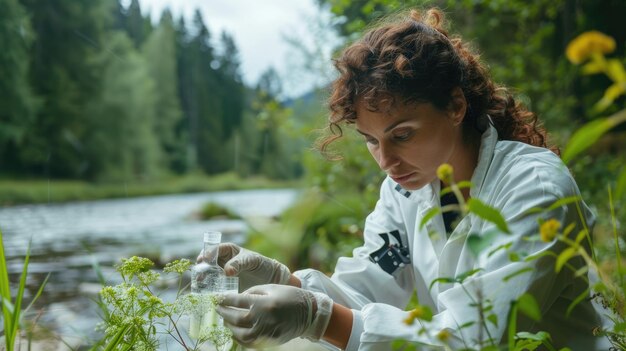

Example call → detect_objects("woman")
214 8 608 350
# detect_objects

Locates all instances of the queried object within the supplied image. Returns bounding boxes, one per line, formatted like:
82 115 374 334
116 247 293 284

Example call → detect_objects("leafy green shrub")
291 192 372 273
560 30 626 349
199 202 240 220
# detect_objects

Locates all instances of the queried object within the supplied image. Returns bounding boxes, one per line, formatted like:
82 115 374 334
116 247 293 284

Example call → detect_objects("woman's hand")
198 243 292 291
216 284 333 348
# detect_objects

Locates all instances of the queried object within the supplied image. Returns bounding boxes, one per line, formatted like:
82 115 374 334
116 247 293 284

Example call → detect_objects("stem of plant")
508 301 517 351
450 183 467 214
167 314 190 350
460 283 494 346
608 185 624 289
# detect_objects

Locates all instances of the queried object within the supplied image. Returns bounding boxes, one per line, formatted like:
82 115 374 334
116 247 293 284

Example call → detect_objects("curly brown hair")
322 8 558 156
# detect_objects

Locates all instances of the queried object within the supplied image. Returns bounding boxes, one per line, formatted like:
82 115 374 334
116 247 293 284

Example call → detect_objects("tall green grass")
0 228 48 351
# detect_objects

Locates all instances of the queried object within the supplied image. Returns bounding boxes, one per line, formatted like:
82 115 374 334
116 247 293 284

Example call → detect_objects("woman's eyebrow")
384 119 411 132
355 129 369 136
355 119 412 136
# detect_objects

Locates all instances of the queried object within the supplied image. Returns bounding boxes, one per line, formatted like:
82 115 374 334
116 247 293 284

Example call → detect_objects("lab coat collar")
469 121 498 199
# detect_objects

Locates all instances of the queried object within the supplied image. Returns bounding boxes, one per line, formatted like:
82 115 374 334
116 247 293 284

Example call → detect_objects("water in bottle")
189 231 226 339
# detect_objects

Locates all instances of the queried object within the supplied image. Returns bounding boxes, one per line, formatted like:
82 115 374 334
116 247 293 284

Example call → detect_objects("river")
0 189 299 348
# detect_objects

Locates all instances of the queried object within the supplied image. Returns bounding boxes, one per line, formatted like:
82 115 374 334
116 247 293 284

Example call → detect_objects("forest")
1 0 306 186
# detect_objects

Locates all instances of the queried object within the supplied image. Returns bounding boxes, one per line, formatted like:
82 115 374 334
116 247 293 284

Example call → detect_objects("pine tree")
124 0 146 48
186 10 224 174
142 9 184 172
174 16 196 172
251 68 295 179
0 0 39 173
216 32 244 140
85 31 161 181
19 0 112 178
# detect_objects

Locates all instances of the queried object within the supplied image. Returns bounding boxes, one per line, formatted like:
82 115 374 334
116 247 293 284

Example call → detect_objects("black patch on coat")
369 230 411 275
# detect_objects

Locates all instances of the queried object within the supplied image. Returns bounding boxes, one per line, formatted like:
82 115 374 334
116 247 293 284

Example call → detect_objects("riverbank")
0 173 300 206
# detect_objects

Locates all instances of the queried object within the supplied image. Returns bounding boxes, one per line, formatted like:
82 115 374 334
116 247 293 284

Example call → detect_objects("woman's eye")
365 137 378 145
393 131 412 141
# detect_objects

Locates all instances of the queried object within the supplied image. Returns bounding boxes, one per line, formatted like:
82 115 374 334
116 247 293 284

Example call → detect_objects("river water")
0 189 299 347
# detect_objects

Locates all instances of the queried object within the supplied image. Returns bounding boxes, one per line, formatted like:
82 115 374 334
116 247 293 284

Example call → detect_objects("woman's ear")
448 87 467 126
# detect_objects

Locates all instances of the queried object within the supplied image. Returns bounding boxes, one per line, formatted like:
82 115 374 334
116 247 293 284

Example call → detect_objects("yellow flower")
403 309 418 325
403 305 433 325
437 163 454 184
540 219 561 242
566 31 616 64
402 317 412 325
436 329 451 342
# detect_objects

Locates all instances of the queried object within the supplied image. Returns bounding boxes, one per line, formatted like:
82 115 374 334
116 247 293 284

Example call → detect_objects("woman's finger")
241 284 272 296
216 305 253 328
218 243 240 266
224 250 257 276
226 322 280 349
219 292 257 309
223 322 258 347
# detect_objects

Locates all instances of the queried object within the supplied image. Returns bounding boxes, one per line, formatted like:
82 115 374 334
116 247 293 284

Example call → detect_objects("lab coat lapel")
437 122 498 293
438 217 473 293
469 122 498 199
414 181 447 301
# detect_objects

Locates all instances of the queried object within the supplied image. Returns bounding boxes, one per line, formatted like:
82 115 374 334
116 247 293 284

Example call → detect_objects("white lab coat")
294 124 611 350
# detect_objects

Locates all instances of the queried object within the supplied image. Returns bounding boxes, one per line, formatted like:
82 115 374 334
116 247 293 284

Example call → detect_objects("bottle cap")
204 231 222 244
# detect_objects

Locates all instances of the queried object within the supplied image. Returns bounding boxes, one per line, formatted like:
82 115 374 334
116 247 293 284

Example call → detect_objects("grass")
0 172 300 206
0 228 49 351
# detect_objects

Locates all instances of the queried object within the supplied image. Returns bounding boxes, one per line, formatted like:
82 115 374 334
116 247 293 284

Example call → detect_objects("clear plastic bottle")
189 231 226 340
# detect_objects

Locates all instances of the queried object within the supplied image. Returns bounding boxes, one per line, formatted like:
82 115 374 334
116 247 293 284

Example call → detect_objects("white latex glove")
198 243 291 291
216 284 333 348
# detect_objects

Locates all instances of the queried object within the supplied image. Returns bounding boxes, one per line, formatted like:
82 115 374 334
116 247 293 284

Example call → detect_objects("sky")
137 0 340 98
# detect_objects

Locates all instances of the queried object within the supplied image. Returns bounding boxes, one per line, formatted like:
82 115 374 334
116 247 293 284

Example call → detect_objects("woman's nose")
377 144 400 170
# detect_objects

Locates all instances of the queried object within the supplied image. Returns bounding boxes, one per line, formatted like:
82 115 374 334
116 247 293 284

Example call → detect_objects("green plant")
245 187 375 274
199 202 240 220
561 30 626 349
0 228 49 351
562 31 626 168
93 256 236 351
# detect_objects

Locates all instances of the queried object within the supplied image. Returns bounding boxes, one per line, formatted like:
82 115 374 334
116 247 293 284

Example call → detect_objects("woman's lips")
390 173 414 183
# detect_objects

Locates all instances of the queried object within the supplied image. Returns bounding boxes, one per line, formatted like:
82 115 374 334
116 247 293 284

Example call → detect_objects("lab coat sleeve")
294 178 416 349
295 177 415 310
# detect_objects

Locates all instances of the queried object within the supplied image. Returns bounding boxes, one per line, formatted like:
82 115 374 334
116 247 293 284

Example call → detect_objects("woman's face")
354 99 465 190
